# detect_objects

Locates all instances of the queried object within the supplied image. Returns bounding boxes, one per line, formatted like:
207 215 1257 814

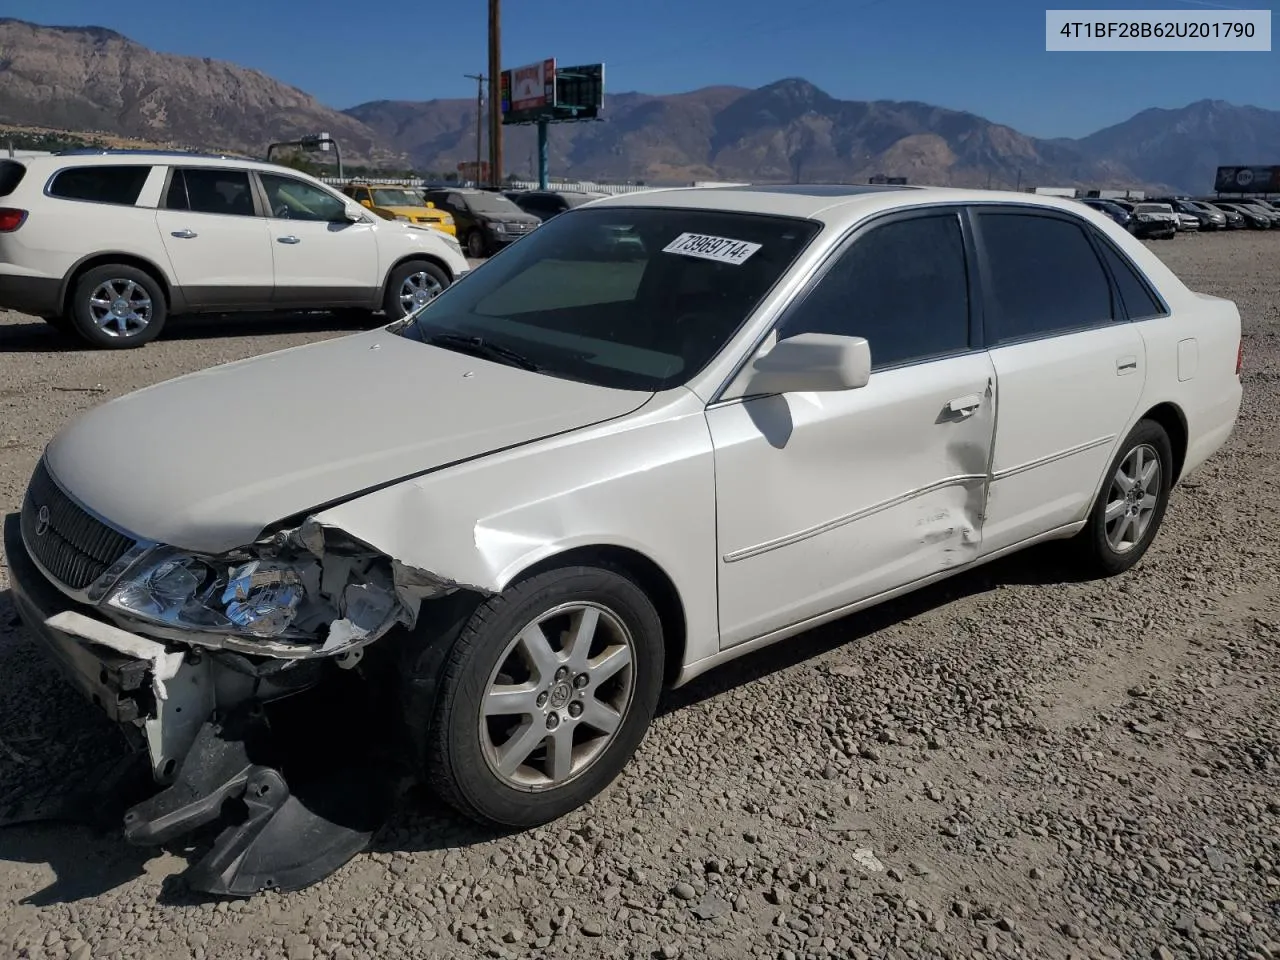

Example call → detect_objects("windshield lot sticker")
662 232 762 265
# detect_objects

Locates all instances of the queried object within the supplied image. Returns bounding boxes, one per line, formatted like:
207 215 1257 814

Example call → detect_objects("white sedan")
5 184 1243 893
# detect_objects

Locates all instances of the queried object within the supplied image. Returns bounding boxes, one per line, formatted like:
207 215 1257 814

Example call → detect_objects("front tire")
466 229 487 259
382 260 450 321
67 265 167 348
1074 419 1173 576
422 566 664 829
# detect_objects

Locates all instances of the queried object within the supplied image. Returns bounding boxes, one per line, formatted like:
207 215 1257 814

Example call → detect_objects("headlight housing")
102 530 411 649
395 214 410 222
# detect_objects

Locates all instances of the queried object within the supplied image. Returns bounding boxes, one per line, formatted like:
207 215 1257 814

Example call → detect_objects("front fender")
308 390 720 667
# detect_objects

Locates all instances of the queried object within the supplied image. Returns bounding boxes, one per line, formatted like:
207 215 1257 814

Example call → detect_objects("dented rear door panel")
708 351 998 649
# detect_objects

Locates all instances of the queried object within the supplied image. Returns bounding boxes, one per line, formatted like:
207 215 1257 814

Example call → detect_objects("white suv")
0 150 471 348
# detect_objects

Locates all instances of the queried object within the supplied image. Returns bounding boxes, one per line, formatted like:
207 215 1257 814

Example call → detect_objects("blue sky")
7 0 1277 138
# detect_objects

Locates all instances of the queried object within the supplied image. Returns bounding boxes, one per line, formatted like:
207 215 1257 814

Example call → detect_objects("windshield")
399 206 821 391
464 192 525 215
372 188 426 207
1135 203 1170 213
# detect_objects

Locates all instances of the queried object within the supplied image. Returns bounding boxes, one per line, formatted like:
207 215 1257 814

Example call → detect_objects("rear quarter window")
1096 238 1167 321
48 165 152 206
0 161 26 198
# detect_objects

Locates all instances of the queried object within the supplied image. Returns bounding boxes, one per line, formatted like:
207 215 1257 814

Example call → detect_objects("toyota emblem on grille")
34 505 50 537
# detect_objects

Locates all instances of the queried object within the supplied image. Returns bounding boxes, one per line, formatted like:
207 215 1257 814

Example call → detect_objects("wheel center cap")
111 298 128 315
549 682 572 710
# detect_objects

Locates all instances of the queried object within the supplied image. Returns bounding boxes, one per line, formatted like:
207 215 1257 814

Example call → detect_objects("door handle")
170 229 197 239
277 235 301 244
946 394 982 416
1117 356 1139 374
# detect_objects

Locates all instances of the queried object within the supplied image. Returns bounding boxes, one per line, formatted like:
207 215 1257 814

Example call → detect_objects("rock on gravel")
0 235 1277 959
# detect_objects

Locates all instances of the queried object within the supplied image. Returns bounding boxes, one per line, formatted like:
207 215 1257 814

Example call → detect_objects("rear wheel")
67 264 167 348
1073 419 1173 576
421 566 664 828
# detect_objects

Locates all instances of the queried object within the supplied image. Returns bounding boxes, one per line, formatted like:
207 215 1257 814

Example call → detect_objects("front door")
154 166 274 310
709 208 998 648
257 172 380 309
971 207 1148 554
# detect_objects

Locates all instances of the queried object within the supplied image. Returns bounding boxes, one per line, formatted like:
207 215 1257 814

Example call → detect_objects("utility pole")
464 73 485 184
486 0 502 187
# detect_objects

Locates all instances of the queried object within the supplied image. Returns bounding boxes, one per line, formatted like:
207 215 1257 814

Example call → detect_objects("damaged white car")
4 184 1242 895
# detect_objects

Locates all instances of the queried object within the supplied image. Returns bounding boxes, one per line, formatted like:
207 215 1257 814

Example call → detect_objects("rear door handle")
946 394 982 416
277 235 301 244
170 229 197 239
1117 356 1139 374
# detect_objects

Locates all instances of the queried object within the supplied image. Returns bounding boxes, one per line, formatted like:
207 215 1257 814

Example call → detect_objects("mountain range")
2 17 1279 193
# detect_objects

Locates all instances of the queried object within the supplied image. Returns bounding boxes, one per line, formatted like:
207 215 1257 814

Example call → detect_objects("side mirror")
748 333 872 395
343 205 365 222
425 201 436 208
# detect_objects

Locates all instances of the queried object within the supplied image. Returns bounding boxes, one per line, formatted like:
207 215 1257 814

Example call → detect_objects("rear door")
256 172 380 309
155 166 274 310
972 205 1148 554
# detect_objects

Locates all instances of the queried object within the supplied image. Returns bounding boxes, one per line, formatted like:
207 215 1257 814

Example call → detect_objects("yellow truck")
340 182 457 237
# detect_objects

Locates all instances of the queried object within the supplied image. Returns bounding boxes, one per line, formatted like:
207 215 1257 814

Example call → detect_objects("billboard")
556 63 605 119
1214 165 1280 193
501 60 605 125
503 58 557 114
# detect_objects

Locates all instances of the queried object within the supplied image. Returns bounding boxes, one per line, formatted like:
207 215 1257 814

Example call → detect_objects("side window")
978 212 1113 344
447 193 468 213
167 168 257 217
48 165 151 206
1096 237 1166 321
260 174 347 222
778 213 971 370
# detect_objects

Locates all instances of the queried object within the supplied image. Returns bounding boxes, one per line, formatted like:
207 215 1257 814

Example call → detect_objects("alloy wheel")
1104 443 1161 553
479 602 636 791
87 279 153 337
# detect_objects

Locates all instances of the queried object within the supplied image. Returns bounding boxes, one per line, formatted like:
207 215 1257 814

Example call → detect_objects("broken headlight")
101 543 407 647
104 549 318 638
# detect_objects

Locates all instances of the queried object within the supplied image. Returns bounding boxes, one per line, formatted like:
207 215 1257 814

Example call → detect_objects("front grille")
20 458 134 590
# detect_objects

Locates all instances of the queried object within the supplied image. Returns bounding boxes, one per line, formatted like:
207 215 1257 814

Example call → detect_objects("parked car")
1174 212 1200 232
1128 202 1179 239
504 189 608 222
0 151 469 347
4 183 1242 894
1231 199 1280 226
340 181 457 236
1078 197 1133 230
1153 197 1225 231
423 188 541 257
1211 201 1273 229
1200 201 1246 229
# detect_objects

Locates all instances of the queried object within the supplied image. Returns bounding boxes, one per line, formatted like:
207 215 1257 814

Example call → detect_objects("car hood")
45 329 651 555
480 211 540 225
385 206 446 219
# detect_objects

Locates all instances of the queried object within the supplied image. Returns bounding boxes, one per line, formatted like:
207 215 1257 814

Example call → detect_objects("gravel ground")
0 235 1277 960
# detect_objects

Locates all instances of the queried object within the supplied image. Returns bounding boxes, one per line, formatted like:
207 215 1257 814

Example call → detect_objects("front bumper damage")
3 512 404 896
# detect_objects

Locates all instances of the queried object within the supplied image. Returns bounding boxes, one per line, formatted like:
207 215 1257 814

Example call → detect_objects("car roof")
586 183 1125 229
19 149 327 179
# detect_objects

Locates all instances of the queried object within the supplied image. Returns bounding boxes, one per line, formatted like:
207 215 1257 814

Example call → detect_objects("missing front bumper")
3 512 397 896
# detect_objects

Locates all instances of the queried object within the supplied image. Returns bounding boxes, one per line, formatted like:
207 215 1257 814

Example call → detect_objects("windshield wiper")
421 332 542 372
